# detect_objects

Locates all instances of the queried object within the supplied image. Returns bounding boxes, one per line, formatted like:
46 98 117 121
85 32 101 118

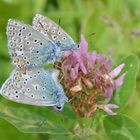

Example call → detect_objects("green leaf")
0 102 73 134
49 135 73 140
0 119 38 140
112 55 139 109
103 114 140 140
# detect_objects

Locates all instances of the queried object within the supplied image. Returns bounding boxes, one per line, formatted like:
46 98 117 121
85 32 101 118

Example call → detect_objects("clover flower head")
57 35 126 117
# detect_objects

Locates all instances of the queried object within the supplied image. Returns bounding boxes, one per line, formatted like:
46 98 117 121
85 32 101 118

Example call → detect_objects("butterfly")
32 14 79 52
0 14 79 110
7 14 79 69
0 68 68 110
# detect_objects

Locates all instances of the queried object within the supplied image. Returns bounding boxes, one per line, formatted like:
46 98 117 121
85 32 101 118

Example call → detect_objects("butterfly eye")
55 106 62 111
77 44 80 48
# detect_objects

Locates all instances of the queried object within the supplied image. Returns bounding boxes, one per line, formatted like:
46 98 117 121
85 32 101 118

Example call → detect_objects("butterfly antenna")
56 18 61 34
38 21 52 37
59 74 64 82
64 90 71 102
38 21 43 28
87 32 96 38
58 18 61 26
68 96 75 103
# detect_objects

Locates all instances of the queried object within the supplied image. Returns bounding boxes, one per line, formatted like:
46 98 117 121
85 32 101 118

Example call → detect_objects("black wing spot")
34 74 37 78
42 96 46 99
15 95 18 98
62 37 66 40
31 94 34 98
28 33 32 36
51 30 55 33
58 31 61 35
15 91 18 93
23 81 27 85
26 61 30 65
35 86 38 90
26 41 30 45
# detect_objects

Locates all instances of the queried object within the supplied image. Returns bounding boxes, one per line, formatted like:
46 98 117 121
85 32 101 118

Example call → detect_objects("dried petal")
82 78 93 89
70 79 82 92
70 85 82 92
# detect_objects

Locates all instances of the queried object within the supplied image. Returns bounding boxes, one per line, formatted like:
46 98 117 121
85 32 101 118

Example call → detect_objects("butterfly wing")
0 68 67 107
32 14 79 52
7 19 60 68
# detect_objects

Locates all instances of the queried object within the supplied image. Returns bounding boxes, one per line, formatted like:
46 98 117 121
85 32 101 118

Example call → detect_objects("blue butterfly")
7 14 79 68
0 68 67 110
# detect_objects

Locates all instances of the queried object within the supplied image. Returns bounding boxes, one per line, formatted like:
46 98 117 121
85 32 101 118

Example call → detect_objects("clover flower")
56 35 126 117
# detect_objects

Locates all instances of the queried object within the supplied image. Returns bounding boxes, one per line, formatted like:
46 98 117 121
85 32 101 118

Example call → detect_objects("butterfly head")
53 89 68 112
54 96 68 112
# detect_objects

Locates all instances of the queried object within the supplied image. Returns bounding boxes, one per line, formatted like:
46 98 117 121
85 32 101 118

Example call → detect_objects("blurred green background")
0 0 140 139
